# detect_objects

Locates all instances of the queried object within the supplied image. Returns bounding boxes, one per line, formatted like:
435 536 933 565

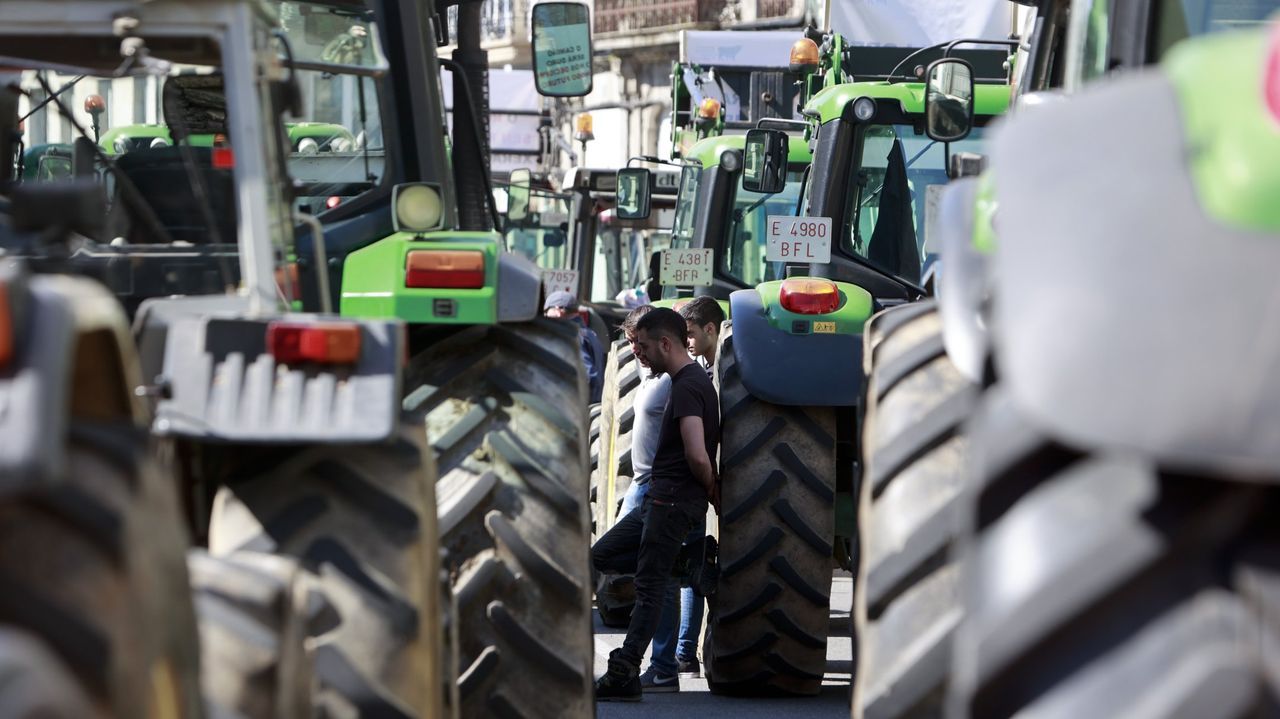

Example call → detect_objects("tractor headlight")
853 96 877 122
113 136 131 155
393 183 444 233
296 137 320 155
719 149 742 173
149 137 169 149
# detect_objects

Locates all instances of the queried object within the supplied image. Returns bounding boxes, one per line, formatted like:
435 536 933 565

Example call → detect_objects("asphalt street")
593 572 854 718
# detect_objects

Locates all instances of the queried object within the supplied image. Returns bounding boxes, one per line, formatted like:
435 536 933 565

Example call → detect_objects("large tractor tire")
704 320 838 696
949 387 1280 718
593 337 644 628
596 337 642 526
207 424 446 719
0 627 96 718
856 301 976 719
0 422 203 719
404 318 594 719
188 549 312 719
589 402 602 538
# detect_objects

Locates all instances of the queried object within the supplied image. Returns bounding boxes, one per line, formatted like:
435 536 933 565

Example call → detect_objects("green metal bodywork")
99 122 353 154
670 62 726 158
684 134 813 170
339 231 503 324
100 124 175 152
972 172 999 254
800 32 851 108
807 80 1012 124
1165 28 1280 233
754 279 874 336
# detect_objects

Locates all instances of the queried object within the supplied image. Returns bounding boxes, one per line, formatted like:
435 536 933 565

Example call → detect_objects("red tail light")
212 147 234 169
779 278 840 315
266 321 362 364
405 250 485 289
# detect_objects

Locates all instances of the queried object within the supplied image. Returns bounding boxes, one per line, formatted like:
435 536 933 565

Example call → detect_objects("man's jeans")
592 494 700 672
617 481 706 675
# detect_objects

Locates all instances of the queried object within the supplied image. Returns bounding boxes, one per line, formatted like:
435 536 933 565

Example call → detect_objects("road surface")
593 571 853 718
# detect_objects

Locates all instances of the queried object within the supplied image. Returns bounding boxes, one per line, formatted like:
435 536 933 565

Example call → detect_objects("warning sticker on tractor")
766 216 832 264
541 269 579 296
660 248 714 287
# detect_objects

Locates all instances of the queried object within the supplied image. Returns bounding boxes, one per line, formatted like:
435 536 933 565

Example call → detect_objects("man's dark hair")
620 304 656 335
679 296 725 331
634 307 688 346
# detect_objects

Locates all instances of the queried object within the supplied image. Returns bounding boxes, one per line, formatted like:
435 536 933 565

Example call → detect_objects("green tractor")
303 2 598 716
855 2 1280 718
1 1 451 717
616 38 1012 694
4 1 600 718
100 121 355 155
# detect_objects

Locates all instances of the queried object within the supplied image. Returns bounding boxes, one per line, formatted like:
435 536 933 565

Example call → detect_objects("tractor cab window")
669 164 702 250
3 31 276 314
843 124 987 284
277 2 388 216
495 185 572 270
722 168 804 287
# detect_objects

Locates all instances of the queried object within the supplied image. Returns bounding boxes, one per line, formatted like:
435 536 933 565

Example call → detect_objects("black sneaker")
640 668 679 692
595 655 641 702
677 656 700 678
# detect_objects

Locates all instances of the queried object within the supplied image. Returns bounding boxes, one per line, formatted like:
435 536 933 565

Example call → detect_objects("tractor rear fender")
990 47 1280 476
934 175 990 384
139 299 403 443
0 271 146 490
727 287 863 407
497 250 542 323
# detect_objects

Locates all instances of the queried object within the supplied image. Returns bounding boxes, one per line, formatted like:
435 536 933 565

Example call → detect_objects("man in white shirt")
619 305 671 517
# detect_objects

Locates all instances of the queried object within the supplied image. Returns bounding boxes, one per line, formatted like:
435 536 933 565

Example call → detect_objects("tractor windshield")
495 185 573 269
844 123 987 282
669 164 702 250
276 2 388 216
723 169 805 286
13 64 239 250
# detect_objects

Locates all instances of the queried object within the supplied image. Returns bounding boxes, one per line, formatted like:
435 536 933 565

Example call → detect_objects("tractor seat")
114 146 237 245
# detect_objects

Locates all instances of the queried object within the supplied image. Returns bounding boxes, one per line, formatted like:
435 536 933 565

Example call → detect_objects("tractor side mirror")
508 168 531 223
615 168 651 220
742 128 787 194
531 2 594 98
924 58 975 143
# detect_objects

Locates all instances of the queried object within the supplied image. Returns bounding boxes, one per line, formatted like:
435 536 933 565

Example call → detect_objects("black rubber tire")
856 301 976 719
0 627 96 718
592 337 645 628
704 320 838 696
0 421 203 719
404 318 594 719
589 401 602 537
188 549 313 719
207 424 446 719
948 386 1280 719
595 337 642 528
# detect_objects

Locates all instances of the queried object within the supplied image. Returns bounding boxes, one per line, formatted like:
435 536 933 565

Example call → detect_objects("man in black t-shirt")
592 308 720 702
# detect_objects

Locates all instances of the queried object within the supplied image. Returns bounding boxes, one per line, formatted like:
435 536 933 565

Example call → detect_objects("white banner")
829 0 1010 48
681 30 804 68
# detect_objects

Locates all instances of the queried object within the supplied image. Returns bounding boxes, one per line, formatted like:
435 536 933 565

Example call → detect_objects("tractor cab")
2 0 308 318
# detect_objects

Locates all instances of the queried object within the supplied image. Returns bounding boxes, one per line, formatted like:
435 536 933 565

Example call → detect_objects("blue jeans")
621 481 706 675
